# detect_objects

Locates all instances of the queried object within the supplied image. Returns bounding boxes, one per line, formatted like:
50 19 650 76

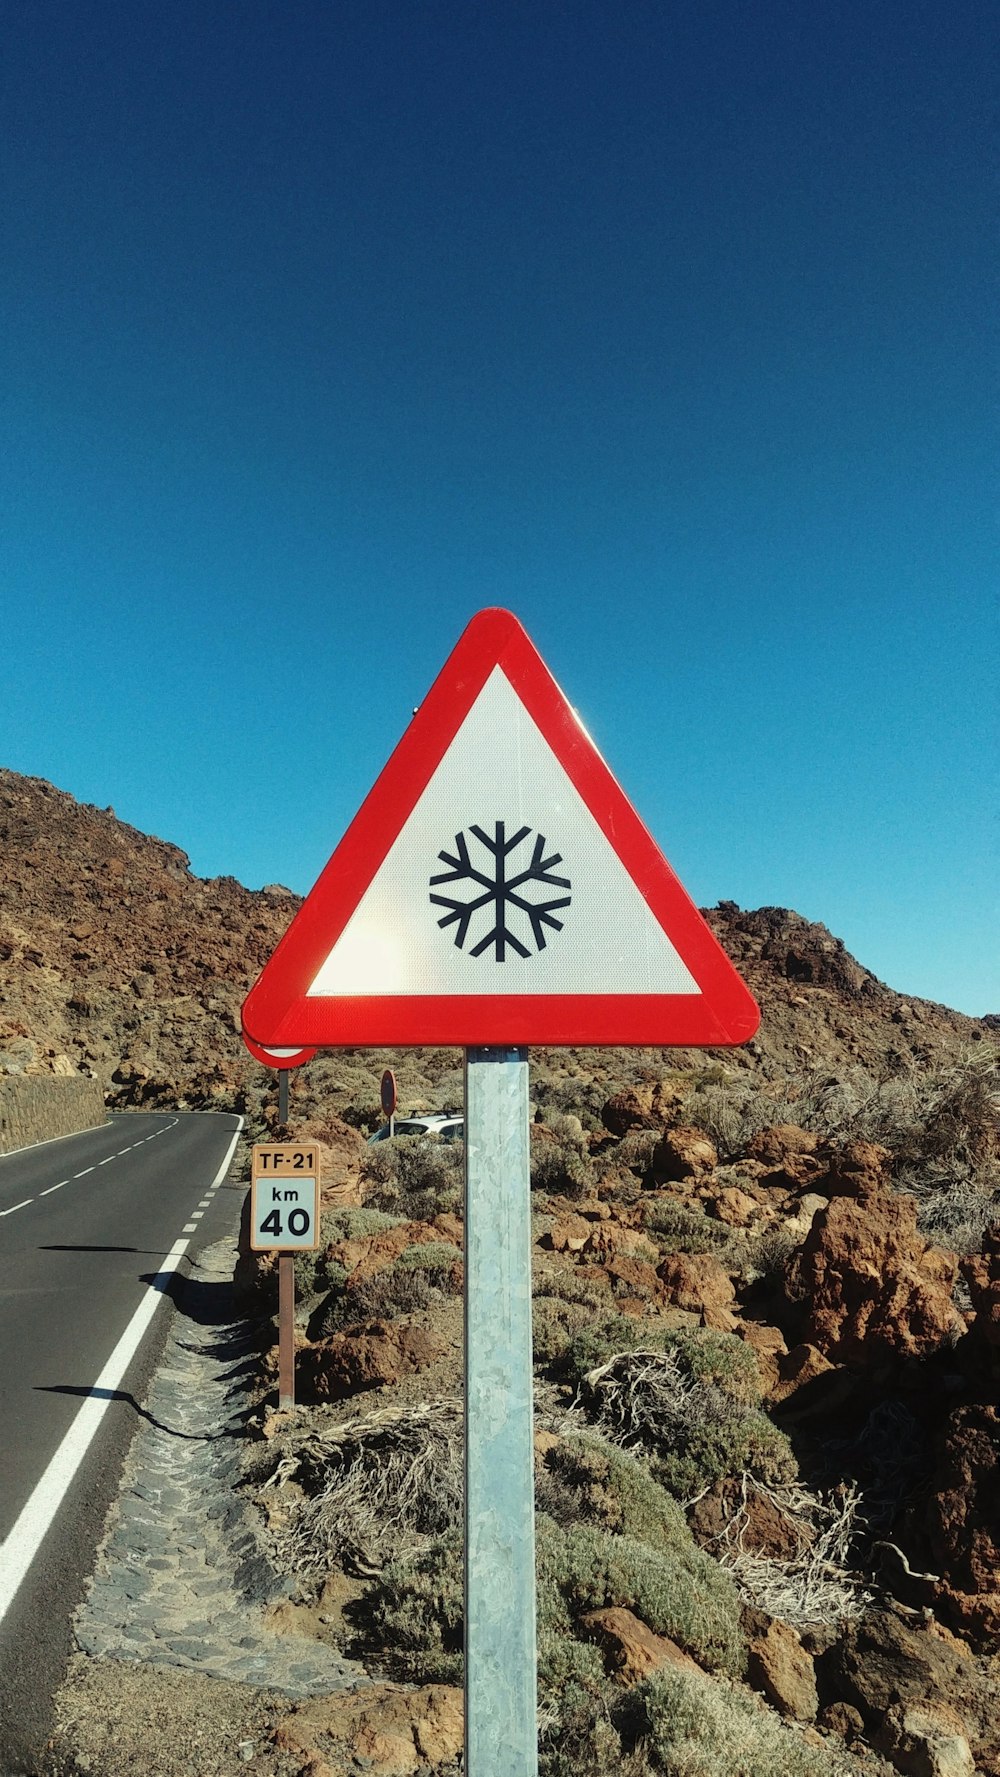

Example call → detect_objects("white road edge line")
0 1199 32 1217
0 1117 243 1627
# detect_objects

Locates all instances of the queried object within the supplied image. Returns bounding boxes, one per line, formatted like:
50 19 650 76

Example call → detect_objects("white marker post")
464 1044 538 1775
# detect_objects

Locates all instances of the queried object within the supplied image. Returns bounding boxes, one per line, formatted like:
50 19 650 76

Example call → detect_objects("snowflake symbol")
429 822 572 962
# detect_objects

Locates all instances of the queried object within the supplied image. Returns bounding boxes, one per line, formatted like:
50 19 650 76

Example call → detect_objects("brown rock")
960 1225 1000 1349
749 1123 824 1190
596 1254 664 1303
748 1124 820 1167
580 1607 702 1685
709 1185 761 1227
817 1701 866 1744
650 1126 718 1183
926 1403 1000 1646
601 1087 660 1135
272 1685 462 1775
785 1189 965 1368
583 1222 659 1265
873 1701 975 1777
738 1321 789 1395
296 1321 445 1403
824 1139 893 1196
744 1611 818 1720
689 1478 811 1562
767 1341 837 1406
545 1215 591 1253
780 1192 829 1243
658 1251 737 1331
829 1609 982 1732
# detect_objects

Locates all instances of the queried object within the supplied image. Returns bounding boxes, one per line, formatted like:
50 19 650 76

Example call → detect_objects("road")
0 1109 245 1775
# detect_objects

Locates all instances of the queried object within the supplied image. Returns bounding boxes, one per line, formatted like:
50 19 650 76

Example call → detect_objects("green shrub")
308 1242 463 1337
533 1295 603 1367
536 1517 745 1679
622 1664 860 1775
320 1206 403 1243
647 1399 795 1502
538 1434 693 1546
394 1240 463 1286
362 1136 463 1219
356 1532 463 1682
538 1680 624 1777
563 1321 795 1500
639 1199 732 1255
531 1140 596 1199
561 1316 762 1406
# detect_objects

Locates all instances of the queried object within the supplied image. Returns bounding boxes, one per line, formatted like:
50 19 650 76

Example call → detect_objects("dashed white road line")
0 1116 244 1627
0 1199 32 1217
40 1183 67 1196
181 1222 197 1234
73 1168 94 1179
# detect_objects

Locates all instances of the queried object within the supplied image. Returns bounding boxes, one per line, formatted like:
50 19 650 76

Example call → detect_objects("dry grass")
702 1470 874 1626
257 1399 462 1585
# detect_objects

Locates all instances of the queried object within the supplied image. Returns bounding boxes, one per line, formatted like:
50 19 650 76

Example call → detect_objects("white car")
368 1112 464 1144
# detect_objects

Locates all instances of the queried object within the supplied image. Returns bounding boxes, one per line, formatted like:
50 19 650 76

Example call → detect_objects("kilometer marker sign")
250 1144 319 1251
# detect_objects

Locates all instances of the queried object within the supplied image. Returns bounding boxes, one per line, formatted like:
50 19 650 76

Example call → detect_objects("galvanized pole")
464 1044 538 1775
278 1254 295 1409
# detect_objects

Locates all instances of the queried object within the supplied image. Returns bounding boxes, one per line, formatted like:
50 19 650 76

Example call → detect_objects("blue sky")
1 2 995 1015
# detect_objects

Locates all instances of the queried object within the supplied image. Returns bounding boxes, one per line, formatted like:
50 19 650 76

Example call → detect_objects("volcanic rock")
657 1251 737 1330
296 1321 446 1403
743 1608 818 1720
925 1403 1000 1646
873 1701 975 1777
580 1607 702 1685
785 1188 965 1369
650 1126 718 1183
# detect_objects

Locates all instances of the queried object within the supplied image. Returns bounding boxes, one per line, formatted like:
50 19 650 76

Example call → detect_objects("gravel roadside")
41 1235 369 1777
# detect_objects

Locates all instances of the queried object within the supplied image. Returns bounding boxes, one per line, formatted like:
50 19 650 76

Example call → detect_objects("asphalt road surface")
0 1109 245 1775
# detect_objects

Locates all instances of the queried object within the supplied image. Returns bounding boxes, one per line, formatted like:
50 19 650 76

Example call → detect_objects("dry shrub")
257 1399 462 1584
704 1471 874 1627
569 1328 795 1502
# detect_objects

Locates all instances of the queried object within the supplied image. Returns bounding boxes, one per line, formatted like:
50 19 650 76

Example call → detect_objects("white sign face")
305 668 700 1000
250 1144 320 1250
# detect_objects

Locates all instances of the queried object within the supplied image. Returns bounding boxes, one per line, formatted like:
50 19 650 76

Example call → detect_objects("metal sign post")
464 1045 537 1775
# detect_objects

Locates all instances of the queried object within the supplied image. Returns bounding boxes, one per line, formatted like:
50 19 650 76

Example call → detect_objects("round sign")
242 1030 317 1070
380 1068 398 1117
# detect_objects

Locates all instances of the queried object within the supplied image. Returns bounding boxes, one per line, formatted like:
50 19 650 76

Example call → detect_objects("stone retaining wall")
0 1075 107 1155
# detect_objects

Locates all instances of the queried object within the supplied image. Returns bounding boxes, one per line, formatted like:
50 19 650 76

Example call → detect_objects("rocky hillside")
4 763 1000 1774
0 767 294 1106
0 767 992 1127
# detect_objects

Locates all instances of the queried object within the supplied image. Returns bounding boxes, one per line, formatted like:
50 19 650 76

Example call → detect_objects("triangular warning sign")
242 609 759 1049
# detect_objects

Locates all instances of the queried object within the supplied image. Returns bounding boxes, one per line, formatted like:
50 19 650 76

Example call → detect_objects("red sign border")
242 608 760 1049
